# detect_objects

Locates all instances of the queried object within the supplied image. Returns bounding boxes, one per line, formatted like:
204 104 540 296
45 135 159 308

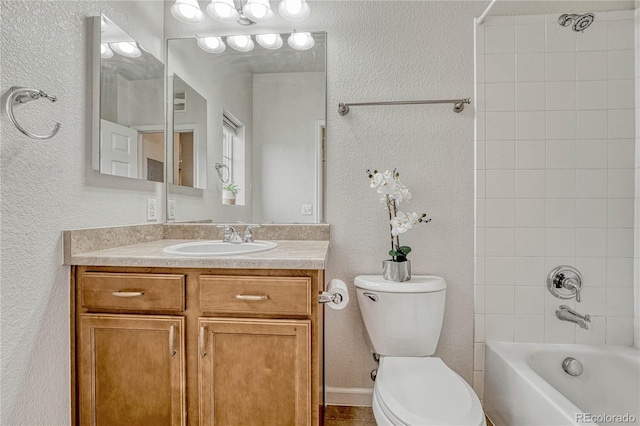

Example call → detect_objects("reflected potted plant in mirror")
367 169 431 282
222 182 240 205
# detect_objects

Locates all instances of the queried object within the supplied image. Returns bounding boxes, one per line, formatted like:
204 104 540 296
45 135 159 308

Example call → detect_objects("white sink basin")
163 240 278 257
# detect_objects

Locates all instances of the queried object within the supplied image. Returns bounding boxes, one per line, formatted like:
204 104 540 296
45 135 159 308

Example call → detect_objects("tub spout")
556 305 591 330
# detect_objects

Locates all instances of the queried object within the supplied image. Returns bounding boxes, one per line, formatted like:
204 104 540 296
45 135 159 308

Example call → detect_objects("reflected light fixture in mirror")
109 41 142 58
256 33 283 50
171 0 205 24
197 36 226 53
227 35 254 52
288 32 315 50
100 43 114 58
172 0 310 25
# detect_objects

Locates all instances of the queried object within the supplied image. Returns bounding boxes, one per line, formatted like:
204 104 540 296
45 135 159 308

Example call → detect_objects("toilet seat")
374 356 485 426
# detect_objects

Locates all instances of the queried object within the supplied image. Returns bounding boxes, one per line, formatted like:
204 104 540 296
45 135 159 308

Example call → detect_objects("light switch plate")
301 204 313 216
147 199 157 221
168 200 176 220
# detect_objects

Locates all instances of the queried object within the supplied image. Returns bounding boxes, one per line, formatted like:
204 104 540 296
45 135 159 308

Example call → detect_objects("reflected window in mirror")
220 113 246 206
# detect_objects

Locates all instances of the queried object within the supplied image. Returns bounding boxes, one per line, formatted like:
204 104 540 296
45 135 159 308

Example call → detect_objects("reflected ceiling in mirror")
167 32 326 224
92 15 165 182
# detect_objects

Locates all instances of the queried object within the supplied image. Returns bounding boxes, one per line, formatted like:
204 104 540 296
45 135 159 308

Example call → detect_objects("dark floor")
323 405 494 426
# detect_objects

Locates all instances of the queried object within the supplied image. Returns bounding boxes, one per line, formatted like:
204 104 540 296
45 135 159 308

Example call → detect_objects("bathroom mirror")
167 32 326 224
91 15 165 181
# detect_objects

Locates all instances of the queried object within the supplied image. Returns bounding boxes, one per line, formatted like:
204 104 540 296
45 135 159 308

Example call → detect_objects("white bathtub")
484 341 640 426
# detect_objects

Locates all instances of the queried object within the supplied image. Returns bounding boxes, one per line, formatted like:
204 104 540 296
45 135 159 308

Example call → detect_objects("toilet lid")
375 357 484 426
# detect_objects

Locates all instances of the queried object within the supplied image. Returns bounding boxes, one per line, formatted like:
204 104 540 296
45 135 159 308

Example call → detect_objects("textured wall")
0 2 164 424
635 7 640 348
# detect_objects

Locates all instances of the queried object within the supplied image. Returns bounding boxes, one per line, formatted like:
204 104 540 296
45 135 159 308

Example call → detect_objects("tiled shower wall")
634 8 640 349
474 10 637 398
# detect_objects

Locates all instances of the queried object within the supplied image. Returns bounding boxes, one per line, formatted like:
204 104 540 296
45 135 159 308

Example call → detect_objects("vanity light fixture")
256 33 283 50
242 0 274 22
171 0 205 24
109 41 142 58
197 36 226 53
227 35 255 52
100 43 114 58
278 0 310 21
207 0 239 22
287 31 315 50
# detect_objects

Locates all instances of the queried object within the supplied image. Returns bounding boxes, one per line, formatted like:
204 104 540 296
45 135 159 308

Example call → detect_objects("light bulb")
242 0 273 22
110 41 142 58
206 0 239 23
197 36 226 53
278 0 310 21
171 0 205 24
227 35 254 52
287 32 314 50
256 33 283 50
100 43 114 58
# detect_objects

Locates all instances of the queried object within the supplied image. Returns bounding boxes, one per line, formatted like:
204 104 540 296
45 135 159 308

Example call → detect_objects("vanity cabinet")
71 266 323 426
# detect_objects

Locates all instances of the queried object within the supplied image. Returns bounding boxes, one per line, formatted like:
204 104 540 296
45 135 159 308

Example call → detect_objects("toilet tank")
354 275 446 357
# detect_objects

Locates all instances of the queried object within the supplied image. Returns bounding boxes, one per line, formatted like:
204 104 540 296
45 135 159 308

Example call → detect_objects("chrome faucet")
222 225 243 243
556 305 591 330
243 224 260 243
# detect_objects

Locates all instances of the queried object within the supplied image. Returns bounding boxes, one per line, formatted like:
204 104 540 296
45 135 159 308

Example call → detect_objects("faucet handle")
547 266 583 302
243 224 261 243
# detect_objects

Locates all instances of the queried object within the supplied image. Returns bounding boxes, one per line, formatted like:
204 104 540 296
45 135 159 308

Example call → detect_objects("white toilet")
354 275 485 426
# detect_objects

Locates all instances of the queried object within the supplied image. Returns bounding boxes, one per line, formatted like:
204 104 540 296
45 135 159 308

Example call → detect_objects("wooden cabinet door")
198 318 311 426
78 314 185 426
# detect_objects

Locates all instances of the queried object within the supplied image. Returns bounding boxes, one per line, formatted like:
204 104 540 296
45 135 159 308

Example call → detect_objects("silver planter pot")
382 259 411 282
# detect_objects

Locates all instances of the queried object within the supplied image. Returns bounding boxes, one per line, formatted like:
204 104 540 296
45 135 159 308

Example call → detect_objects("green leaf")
398 246 412 255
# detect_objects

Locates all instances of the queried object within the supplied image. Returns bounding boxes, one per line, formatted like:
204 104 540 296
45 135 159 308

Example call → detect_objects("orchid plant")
367 169 431 262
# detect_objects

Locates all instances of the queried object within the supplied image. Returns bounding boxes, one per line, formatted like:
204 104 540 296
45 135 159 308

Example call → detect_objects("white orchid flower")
390 211 414 236
377 170 398 195
370 172 383 188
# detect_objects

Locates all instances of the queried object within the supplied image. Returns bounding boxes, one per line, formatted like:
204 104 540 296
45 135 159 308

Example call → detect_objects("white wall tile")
545 25 576 52
577 169 607 198
486 199 515 227
476 112 486 141
516 24 545 53
486 54 515 83
608 139 635 168
514 257 546 285
544 315 575 343
516 199 545 227
485 314 515 341
486 170 515 198
606 287 634 316
486 112 515 140
476 55 486 83
476 198 486 226
608 169 634 198
546 199 576 228
608 199 634 228
547 111 576 140
484 16 515 26
546 228 576 257
514 286 544 315
607 19 635 50
476 140 486 170
475 256 486 286
485 25 515 54
474 342 485 370
606 316 634 345
576 21 607 51
576 81 607 110
607 228 634 257
515 228 546 256
516 140 545 169
607 257 634 287
546 81 576 111
580 287 607 316
486 83 515 111
577 140 608 168
514 315 544 343
577 110 608 140
576 257 607 287
545 279 576 315
546 140 576 169
476 26 485 55
517 170 546 198
547 52 577 81
516 53 546 82
606 10 635 21
476 227 485 256
475 285 485 313
608 109 636 139
485 256 515 286
486 286 515 314
608 50 635 79
575 316 606 344
486 228 515 256
516 82 545 111
477 170 485 198
576 199 607 228
546 169 577 198
608 80 635 109
577 51 608 80
575 228 607 257
516 111 546 140
486 141 515 169
475 313 485 342
516 15 545 25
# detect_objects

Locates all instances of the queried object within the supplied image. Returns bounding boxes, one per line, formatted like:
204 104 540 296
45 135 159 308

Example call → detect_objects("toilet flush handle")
363 292 378 302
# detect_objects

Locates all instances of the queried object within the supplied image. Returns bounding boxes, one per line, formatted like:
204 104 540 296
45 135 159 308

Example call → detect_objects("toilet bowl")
354 275 485 426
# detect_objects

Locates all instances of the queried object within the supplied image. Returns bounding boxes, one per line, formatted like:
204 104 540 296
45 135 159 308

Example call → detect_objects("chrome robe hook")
5 86 61 140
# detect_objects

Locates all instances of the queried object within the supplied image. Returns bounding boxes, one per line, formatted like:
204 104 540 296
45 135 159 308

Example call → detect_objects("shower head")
558 13 595 32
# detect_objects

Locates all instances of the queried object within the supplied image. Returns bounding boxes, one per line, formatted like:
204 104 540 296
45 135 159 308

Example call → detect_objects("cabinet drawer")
200 276 311 316
82 273 185 312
